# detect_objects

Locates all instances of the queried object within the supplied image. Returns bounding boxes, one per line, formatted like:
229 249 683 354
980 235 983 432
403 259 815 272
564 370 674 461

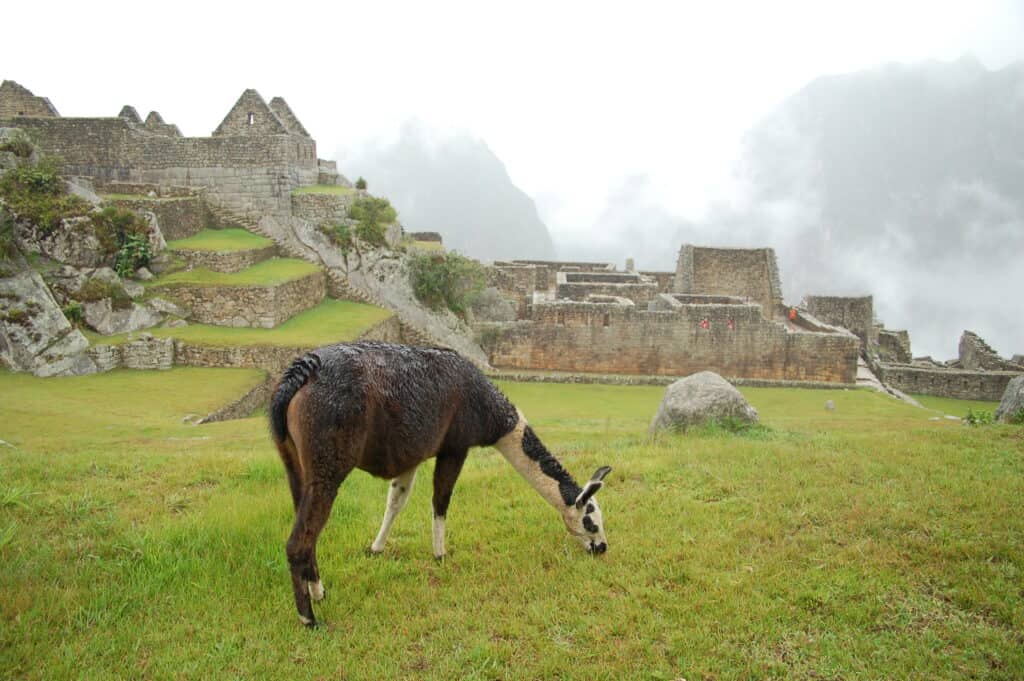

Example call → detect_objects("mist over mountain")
565 57 1024 359
338 122 556 261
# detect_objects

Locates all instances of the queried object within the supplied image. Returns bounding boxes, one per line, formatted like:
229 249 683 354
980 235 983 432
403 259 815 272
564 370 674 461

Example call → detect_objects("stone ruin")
477 246 860 385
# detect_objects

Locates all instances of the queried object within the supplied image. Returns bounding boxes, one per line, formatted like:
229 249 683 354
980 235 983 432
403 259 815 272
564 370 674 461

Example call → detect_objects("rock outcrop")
995 376 1024 424
649 371 759 433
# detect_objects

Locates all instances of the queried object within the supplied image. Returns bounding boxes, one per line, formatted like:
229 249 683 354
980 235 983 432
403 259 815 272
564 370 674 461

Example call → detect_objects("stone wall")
675 245 784 318
805 295 875 350
555 271 660 305
2 117 318 222
106 196 210 241
155 270 325 328
639 271 675 292
86 335 174 371
499 260 614 290
877 364 1021 401
959 330 1019 371
177 244 279 273
481 297 859 383
878 329 911 363
290 191 361 225
0 81 58 118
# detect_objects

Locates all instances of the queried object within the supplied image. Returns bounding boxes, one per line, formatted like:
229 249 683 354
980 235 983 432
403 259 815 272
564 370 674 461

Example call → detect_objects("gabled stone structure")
0 80 59 118
213 89 288 136
269 97 310 137
118 105 142 124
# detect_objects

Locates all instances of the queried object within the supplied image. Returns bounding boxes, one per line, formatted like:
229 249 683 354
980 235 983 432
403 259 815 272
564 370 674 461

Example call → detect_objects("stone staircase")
206 203 439 348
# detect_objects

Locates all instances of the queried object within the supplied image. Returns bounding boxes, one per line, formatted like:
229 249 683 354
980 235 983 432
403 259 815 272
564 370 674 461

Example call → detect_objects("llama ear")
574 467 612 508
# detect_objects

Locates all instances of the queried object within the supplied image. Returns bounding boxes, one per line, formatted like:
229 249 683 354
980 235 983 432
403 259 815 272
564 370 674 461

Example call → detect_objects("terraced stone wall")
555 271 660 305
876 364 1021 401
178 244 279 273
806 295 876 350
878 329 911 363
157 271 325 328
675 245 784 319
290 191 360 225
481 298 859 383
107 196 210 240
1 117 318 222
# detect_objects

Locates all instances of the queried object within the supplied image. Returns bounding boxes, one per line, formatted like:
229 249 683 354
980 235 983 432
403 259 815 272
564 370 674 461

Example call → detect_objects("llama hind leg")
370 467 418 554
286 479 344 627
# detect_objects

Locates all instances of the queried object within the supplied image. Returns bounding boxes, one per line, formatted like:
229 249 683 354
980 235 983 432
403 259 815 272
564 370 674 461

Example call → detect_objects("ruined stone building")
0 81 346 223
479 246 861 385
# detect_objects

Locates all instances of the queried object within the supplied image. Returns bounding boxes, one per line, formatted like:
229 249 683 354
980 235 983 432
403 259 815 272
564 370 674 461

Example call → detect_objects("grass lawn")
1 374 1020 680
166 228 274 253
291 185 357 196
411 240 444 252
912 393 1004 417
85 298 392 348
148 258 321 288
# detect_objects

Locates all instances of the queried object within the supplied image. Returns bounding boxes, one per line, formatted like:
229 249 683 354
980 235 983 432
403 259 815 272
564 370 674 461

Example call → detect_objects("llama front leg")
432 448 468 560
370 467 418 554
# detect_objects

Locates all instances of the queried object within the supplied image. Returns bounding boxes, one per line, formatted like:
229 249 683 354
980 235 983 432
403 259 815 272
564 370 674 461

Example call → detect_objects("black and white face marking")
562 466 611 554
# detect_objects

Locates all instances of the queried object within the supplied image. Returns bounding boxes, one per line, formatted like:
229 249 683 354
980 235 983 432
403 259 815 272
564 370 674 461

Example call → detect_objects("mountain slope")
339 123 556 261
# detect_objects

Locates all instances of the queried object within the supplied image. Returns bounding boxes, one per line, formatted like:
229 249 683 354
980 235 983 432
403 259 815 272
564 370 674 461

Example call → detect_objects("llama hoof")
433 553 446 562
298 614 317 628
366 545 384 556
308 580 325 602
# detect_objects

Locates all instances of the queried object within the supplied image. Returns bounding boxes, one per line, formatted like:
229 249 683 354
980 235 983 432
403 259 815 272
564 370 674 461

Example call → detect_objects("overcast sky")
4 0 1023 356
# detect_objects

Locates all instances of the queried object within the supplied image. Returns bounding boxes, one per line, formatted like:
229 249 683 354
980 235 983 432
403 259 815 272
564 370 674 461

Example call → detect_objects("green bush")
0 209 15 261
0 158 91 233
63 300 83 325
408 251 486 317
346 196 396 247
0 132 34 158
963 408 994 426
76 279 132 310
1006 408 1024 426
113 232 151 278
355 177 367 190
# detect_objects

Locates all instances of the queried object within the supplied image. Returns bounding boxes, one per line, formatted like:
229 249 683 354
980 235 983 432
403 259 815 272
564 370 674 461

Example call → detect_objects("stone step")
166 228 278 273
147 257 326 329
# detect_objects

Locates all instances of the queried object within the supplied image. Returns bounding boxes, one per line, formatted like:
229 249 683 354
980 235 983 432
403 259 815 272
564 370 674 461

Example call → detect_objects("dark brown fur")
270 341 521 626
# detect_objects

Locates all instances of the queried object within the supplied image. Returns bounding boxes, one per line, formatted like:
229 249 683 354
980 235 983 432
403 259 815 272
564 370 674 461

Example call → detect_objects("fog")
3 0 1023 359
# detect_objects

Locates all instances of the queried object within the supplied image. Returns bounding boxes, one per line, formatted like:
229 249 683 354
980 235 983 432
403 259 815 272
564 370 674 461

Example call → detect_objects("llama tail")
269 352 322 443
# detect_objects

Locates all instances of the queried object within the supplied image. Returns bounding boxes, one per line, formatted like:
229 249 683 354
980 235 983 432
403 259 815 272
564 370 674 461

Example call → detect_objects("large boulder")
470 287 516 322
15 215 107 268
0 267 102 376
995 376 1024 424
82 298 163 336
650 371 759 433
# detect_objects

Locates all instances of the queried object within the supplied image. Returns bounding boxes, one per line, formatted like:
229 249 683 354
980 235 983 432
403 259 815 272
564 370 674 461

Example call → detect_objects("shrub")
346 196 396 247
76 279 131 309
0 132 34 159
113 232 151 278
0 157 91 233
1006 408 1024 426
355 177 367 190
963 408 993 426
63 300 83 325
408 251 486 317
0 209 15 261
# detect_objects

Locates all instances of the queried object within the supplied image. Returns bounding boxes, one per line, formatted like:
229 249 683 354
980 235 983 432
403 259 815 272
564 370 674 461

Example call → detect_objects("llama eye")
582 515 599 533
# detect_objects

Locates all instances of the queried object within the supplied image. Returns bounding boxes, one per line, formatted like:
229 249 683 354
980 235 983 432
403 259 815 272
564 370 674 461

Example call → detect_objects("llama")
269 341 612 627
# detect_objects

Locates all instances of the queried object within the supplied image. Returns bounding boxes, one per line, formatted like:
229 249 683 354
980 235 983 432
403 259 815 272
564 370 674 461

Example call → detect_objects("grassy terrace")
148 257 320 288
291 184 357 196
84 298 392 348
166 228 274 253
1 372 1020 680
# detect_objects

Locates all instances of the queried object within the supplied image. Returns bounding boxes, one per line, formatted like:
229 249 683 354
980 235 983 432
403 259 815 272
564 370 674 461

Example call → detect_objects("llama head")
562 466 612 554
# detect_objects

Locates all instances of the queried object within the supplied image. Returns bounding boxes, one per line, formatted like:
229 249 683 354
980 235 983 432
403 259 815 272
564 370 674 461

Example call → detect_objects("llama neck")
493 413 581 512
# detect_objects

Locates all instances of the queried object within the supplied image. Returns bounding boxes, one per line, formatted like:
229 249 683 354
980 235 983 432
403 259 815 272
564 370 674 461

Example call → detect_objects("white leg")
370 467 417 553
432 515 446 559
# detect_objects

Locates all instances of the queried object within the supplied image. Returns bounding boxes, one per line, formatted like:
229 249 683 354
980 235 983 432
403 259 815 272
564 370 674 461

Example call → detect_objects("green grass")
291 185 357 196
149 257 321 288
912 393 1001 417
1 374 1022 680
166 228 273 253
85 298 392 348
411 240 445 252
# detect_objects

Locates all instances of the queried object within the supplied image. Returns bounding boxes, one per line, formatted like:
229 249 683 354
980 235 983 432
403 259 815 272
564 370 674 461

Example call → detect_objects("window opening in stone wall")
557 311 565 325
603 313 610 327
247 113 255 125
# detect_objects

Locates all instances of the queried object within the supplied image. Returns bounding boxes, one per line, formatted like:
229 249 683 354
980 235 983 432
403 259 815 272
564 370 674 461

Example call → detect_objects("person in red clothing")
788 307 797 321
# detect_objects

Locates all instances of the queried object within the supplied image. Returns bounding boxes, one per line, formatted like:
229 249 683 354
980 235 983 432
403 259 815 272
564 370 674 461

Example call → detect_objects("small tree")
408 251 486 317
346 196 396 247
355 177 367 190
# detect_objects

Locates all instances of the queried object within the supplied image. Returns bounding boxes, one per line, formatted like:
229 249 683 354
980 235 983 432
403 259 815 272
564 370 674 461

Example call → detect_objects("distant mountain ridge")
339 123 556 261
709 56 1024 358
